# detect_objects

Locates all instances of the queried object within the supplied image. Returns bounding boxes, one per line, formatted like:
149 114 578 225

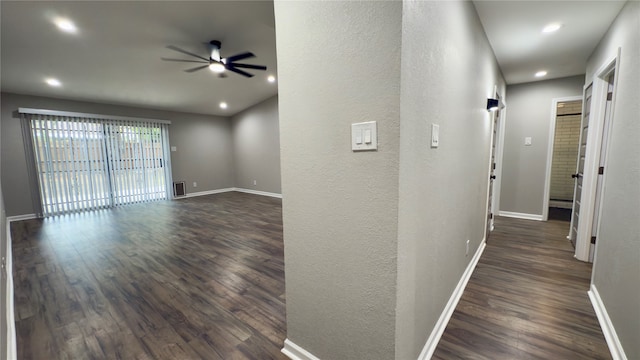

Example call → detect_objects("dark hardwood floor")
13 193 611 359
11 192 287 360
433 216 611 360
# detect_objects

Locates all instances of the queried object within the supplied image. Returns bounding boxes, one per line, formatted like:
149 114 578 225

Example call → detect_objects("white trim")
173 188 235 199
6 220 17 360
233 188 283 199
18 107 171 124
575 51 619 262
549 200 572 209
418 239 487 360
497 211 543 221
281 339 321 360
542 95 583 222
6 214 38 223
588 285 627 359
493 96 507 221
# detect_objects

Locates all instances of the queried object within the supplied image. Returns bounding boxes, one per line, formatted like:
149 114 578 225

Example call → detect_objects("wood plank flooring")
433 216 611 360
11 192 288 360
13 194 612 359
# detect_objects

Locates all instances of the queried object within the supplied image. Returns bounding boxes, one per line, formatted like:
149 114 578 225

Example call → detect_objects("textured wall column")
274 1 402 359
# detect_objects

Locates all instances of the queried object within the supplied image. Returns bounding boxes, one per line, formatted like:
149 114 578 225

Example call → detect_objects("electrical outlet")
253 180 257 186
466 240 470 256
193 182 197 188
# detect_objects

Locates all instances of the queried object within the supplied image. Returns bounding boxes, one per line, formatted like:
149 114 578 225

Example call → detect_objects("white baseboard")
172 187 283 200
549 200 572 209
588 285 627 359
6 213 38 222
498 211 543 221
418 238 487 360
173 188 234 199
233 188 282 199
6 220 17 360
281 339 321 360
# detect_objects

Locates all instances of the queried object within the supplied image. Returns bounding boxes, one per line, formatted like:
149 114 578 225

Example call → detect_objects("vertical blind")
20 109 173 217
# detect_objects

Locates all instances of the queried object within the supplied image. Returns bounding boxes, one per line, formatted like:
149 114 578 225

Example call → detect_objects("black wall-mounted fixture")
486 98 500 112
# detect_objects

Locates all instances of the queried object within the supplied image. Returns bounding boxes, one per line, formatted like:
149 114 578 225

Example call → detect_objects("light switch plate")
431 124 440 148
524 137 532 146
352 121 377 151
171 146 177 152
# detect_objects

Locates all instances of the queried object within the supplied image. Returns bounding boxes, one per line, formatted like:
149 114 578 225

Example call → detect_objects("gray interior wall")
231 96 281 194
395 1 505 358
0 103 7 360
274 1 401 359
587 2 640 358
1 92 234 216
500 76 584 216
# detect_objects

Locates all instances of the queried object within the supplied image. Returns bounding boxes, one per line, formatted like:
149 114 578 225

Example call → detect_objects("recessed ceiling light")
267 75 276 83
542 23 562 33
219 102 228 109
209 63 226 73
54 18 77 34
45 78 62 87
535 71 547 78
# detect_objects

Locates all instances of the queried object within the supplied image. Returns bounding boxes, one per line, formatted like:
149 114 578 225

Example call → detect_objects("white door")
568 84 592 247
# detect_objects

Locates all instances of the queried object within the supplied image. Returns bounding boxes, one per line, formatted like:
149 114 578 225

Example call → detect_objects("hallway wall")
586 1 640 358
0 104 7 360
275 1 504 359
395 1 505 358
500 76 584 217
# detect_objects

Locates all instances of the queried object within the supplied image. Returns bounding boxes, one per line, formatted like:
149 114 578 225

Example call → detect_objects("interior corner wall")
274 1 401 359
395 1 505 358
0 92 234 216
0 101 7 360
499 75 584 216
231 95 281 194
586 1 640 358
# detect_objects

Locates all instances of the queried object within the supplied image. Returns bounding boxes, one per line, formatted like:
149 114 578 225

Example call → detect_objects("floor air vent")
173 181 186 197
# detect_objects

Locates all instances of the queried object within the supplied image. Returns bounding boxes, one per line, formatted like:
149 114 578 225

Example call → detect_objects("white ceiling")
1 1 278 116
473 0 626 84
1 1 627 117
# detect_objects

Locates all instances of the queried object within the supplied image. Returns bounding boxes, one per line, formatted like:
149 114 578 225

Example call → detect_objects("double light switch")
352 121 377 151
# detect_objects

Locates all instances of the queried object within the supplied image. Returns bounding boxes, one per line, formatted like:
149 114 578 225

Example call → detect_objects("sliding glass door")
26 114 172 216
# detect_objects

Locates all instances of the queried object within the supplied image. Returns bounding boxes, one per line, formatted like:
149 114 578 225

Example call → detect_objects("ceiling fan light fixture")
535 70 548 77
219 102 228 109
209 63 226 73
267 75 276 83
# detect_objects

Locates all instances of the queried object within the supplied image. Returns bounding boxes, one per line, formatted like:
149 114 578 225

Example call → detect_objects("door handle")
490 175 496 180
571 173 582 179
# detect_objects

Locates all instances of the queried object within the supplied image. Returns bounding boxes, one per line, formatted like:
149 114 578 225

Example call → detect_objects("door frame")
574 50 620 262
485 85 506 236
542 95 583 222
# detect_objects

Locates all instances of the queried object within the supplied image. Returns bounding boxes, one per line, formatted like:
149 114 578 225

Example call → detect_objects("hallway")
433 216 610 359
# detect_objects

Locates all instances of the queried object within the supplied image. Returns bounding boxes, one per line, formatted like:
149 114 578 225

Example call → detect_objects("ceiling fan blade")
161 57 208 64
229 63 267 71
166 45 209 62
225 66 254 78
184 65 210 73
225 52 255 63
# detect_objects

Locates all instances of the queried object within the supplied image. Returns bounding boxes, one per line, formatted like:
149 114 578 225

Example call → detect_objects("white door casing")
573 50 620 262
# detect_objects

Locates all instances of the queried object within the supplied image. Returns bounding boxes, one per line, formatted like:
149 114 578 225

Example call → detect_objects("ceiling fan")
162 40 267 78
